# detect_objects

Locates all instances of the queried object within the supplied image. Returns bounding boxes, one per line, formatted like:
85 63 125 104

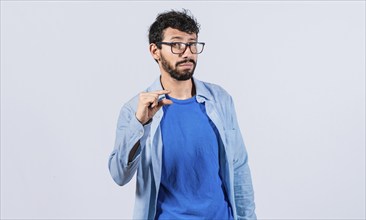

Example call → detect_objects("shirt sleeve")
229 96 257 220
108 103 151 186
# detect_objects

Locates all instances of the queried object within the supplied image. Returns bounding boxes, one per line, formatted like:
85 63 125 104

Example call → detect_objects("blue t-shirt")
155 95 233 219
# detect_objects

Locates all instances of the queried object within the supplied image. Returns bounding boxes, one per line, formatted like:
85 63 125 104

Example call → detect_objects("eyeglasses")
156 42 205 54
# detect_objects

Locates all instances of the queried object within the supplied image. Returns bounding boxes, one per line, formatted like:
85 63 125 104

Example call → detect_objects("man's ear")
149 43 160 62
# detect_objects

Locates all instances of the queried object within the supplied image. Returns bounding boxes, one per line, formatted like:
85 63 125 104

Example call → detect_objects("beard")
160 54 197 81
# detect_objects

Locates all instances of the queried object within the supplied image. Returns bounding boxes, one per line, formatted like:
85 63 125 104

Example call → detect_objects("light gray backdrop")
1 1 365 219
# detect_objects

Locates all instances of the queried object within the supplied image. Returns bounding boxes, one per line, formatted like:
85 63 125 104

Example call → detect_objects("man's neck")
160 73 195 100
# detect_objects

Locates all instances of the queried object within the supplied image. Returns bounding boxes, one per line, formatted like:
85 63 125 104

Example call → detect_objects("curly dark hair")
148 9 200 47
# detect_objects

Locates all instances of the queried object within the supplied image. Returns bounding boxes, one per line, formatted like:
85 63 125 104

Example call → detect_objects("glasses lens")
171 43 185 54
170 42 204 54
191 43 204 54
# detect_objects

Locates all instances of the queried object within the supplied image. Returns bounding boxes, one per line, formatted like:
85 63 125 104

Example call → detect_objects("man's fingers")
136 90 171 125
157 98 173 107
150 90 170 95
150 99 159 108
140 94 158 107
140 90 170 105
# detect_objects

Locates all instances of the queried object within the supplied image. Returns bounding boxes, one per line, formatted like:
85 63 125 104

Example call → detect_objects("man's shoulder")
195 78 232 101
199 80 229 93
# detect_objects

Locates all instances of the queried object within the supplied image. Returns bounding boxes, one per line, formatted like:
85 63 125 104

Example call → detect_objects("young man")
108 9 256 220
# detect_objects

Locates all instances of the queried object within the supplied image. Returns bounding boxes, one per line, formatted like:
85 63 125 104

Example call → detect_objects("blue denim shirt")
108 77 256 220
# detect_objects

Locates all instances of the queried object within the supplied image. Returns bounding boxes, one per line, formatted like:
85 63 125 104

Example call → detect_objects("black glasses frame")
156 42 205 54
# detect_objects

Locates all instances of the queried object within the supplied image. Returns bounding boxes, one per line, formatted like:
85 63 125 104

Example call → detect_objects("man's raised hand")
135 90 173 125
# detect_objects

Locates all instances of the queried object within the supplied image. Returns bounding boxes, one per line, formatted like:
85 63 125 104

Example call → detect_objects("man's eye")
171 43 181 48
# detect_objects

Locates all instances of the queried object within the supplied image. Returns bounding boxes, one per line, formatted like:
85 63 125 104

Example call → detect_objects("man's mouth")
176 60 195 67
179 62 193 67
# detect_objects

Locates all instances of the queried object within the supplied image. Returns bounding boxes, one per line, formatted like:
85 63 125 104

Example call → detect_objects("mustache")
175 59 196 67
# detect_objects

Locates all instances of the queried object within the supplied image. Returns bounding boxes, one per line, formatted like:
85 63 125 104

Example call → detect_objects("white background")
1 1 365 219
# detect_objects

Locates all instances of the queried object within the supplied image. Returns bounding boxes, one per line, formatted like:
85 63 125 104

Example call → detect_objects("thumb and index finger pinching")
152 90 170 95
152 90 173 107
158 98 173 107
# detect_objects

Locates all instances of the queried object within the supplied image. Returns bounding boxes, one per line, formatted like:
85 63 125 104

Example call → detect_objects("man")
108 9 256 220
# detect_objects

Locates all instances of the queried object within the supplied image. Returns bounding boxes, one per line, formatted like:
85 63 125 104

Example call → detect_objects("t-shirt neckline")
166 95 196 104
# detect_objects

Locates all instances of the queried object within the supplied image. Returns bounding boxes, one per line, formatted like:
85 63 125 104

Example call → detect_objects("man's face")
158 28 198 81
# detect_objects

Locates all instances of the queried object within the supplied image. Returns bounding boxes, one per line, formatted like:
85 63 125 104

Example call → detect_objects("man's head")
148 9 203 81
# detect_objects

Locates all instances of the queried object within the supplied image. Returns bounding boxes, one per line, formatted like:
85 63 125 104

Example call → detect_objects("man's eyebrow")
168 36 197 41
169 36 183 41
